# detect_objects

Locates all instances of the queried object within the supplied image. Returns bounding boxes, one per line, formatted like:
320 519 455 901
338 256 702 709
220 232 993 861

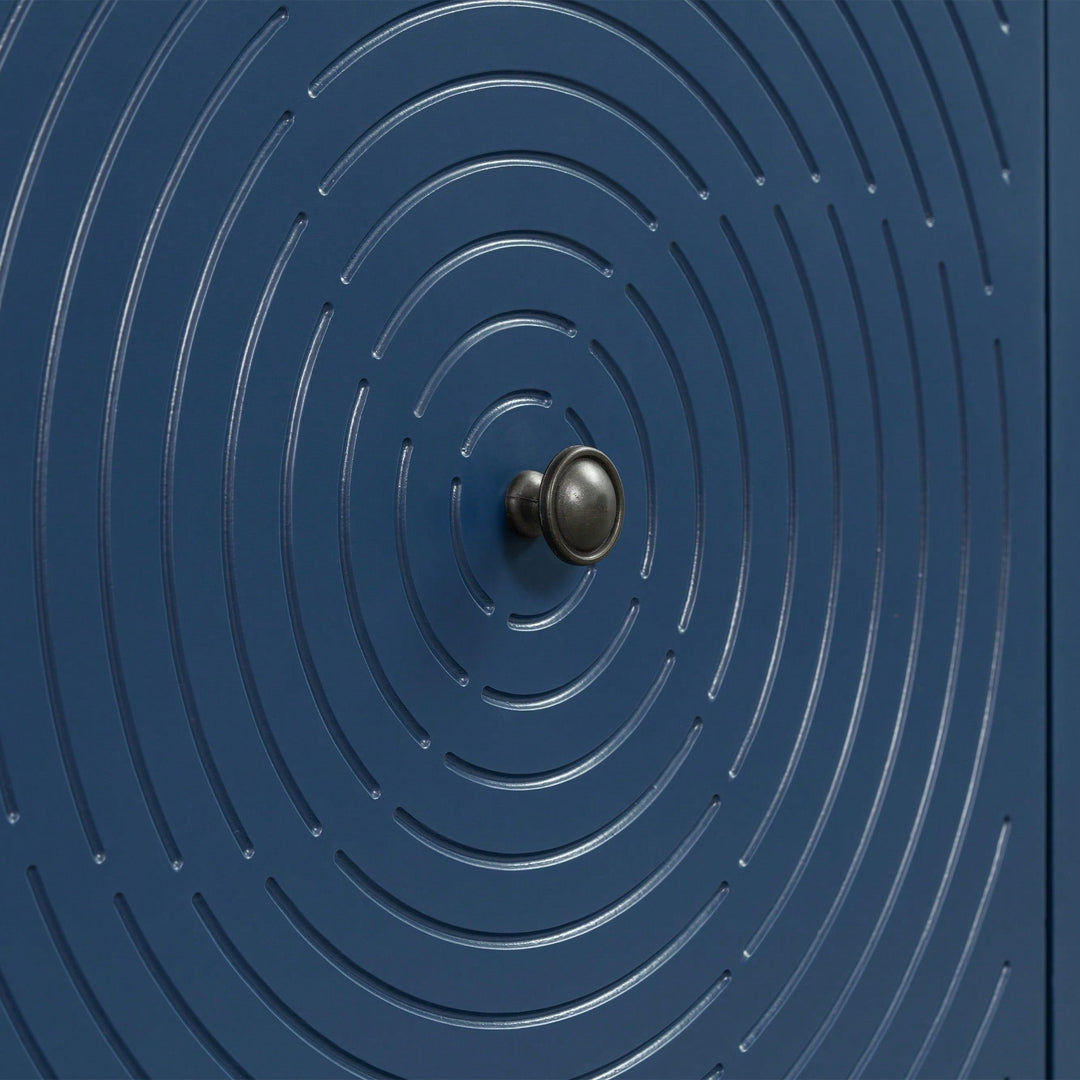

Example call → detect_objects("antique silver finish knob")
505 446 624 565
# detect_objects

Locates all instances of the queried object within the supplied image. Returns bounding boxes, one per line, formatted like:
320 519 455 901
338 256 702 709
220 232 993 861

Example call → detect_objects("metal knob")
505 445 625 565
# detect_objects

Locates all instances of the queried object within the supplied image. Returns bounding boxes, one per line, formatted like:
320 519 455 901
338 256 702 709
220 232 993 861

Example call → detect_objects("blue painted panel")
1049 1 1078 1077
0 2 1047 1077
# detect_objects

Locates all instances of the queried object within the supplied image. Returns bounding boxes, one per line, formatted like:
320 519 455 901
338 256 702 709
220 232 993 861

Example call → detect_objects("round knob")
505 446 625 565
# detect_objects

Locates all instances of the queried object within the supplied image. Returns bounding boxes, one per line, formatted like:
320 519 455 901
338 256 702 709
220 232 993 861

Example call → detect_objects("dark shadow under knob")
505 445 624 565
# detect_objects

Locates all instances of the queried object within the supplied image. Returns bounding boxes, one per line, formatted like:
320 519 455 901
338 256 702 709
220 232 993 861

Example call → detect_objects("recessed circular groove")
17 0 199 848
564 406 594 445
282 303 380 799
0 0 33 79
0 957 51 1078
834 0 935 225
0 0 114 310
415 311 576 419
845 273 1010 1080
624 283 704 634
506 567 595 632
395 439 469 687
739 203 885 966
667 242 751 703
770 0 877 192
446 650 675 788
0 749 16 825
221 212 323 838
687 0 820 180
718 215 798 782
783 241 974 1080
460 389 552 458
162 108 294 860
737 205 843 869
482 598 638 710
192 894 395 1080
267 875 728 1029
338 151 658 284
394 718 703 870
588 340 656 579
340 384 431 748
29 0 176 866
307 0 764 181
891 0 993 293
449 478 495 615
334 792 717 949
739 214 931 1056
926 348 1008 1076
113 894 251 1079
372 231 611 358
942 0 1011 181
959 964 1012 1080
320 71 709 200
27 866 146 1078
99 3 291 872
905 819 1010 1079
573 971 733 1080
990 0 1010 35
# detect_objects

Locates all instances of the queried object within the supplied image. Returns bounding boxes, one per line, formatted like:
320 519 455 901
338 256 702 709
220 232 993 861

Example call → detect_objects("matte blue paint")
0 2 1052 1077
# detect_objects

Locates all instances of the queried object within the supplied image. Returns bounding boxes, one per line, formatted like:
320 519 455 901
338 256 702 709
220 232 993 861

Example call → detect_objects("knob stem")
504 469 543 538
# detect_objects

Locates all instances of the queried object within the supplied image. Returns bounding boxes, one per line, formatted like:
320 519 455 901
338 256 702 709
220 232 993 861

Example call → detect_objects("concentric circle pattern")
0 2 1046 1077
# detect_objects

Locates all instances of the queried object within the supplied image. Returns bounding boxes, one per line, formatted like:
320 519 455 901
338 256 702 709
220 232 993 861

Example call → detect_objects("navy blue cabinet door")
0 2 1051 1077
